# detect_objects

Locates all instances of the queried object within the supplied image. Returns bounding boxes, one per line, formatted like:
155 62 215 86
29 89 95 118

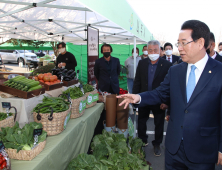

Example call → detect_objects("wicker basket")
5 140 46 161
33 107 71 136
85 90 98 109
0 115 15 129
0 106 17 129
70 95 87 119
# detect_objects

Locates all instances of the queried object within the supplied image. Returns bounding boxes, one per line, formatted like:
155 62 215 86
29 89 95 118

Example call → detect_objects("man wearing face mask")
55 42 77 70
140 45 148 59
94 44 120 94
206 32 222 62
124 47 141 94
218 42 222 56
163 42 180 65
132 40 172 156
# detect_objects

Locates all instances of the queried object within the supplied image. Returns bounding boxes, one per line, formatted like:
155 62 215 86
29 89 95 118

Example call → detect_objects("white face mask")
148 54 159 61
219 51 222 56
132 53 138 57
165 50 173 56
143 51 148 55
58 48 66 54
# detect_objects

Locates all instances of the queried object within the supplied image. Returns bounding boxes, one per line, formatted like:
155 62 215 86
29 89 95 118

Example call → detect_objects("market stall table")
11 103 104 170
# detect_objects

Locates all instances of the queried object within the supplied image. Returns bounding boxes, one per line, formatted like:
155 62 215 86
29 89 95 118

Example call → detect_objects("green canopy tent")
0 43 53 51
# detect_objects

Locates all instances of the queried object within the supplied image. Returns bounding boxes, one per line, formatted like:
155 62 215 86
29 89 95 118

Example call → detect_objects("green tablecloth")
11 103 104 170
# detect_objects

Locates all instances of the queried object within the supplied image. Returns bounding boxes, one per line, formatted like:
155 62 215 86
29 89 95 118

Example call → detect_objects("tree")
50 41 59 57
153 33 166 47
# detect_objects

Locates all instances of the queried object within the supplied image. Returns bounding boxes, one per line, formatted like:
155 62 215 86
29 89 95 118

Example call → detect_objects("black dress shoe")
154 145 161 156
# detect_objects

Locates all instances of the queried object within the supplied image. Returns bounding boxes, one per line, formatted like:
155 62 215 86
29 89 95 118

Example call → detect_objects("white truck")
0 50 38 65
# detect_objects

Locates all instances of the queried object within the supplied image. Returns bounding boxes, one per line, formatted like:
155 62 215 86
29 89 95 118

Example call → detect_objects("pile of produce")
0 113 13 121
0 153 7 169
52 68 76 81
62 86 83 99
33 96 70 113
30 64 55 76
67 130 150 170
83 83 94 93
3 76 42 92
35 73 61 85
0 122 47 153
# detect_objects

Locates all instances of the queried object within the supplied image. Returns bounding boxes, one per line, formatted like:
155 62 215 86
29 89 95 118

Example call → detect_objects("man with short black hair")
140 45 148 59
118 20 222 169
55 42 77 70
218 42 222 56
94 44 120 94
162 42 180 64
206 32 222 62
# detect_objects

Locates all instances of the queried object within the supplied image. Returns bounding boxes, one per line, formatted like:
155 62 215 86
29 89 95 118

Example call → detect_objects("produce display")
52 68 76 81
83 83 94 93
33 96 70 113
3 76 42 92
67 130 150 170
30 64 55 76
0 152 8 169
62 86 83 99
36 73 61 85
0 113 13 121
0 122 47 153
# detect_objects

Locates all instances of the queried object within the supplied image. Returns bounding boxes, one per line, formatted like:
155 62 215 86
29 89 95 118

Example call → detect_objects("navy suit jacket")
94 56 120 94
215 52 222 62
163 55 180 65
138 57 222 163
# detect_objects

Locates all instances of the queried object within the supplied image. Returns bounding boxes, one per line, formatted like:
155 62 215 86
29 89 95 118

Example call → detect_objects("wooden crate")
39 81 63 91
0 84 45 99
62 79 79 87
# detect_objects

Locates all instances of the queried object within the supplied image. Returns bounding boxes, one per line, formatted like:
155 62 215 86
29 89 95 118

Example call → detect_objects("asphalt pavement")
129 112 222 170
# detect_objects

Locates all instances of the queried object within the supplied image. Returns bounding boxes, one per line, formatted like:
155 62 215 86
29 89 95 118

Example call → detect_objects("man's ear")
212 42 215 49
198 38 205 50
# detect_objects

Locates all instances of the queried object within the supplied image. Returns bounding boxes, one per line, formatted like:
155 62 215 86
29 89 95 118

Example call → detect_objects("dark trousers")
165 141 215 170
138 105 165 146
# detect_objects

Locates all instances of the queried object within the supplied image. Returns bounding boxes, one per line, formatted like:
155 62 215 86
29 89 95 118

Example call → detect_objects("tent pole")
85 10 87 39
81 44 82 81
133 36 137 138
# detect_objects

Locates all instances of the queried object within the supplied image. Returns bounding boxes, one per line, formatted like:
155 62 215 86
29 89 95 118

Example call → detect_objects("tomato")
52 75 57 81
57 80 61 83
34 76 38 81
1 162 6 169
43 76 50 82
39 80 44 83
38 74 44 80
45 82 50 85
0 159 3 164
49 76 55 82
47 73 52 76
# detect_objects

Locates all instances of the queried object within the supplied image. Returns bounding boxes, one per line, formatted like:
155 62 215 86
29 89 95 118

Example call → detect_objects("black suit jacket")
163 55 180 65
94 56 120 94
133 57 172 99
214 52 222 62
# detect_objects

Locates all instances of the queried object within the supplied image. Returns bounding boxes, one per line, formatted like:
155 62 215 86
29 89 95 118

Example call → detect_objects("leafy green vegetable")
62 86 83 99
83 84 94 93
67 130 150 170
0 112 13 121
0 122 47 153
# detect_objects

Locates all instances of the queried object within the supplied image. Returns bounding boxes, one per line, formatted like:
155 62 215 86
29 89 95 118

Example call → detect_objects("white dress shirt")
211 51 217 59
186 53 209 85
167 55 172 63
137 53 209 104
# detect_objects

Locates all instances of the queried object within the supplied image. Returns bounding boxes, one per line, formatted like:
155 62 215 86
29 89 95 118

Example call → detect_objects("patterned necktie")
186 65 197 102
168 57 171 62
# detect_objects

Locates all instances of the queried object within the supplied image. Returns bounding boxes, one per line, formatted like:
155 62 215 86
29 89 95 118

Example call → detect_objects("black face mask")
206 48 211 54
103 52 110 58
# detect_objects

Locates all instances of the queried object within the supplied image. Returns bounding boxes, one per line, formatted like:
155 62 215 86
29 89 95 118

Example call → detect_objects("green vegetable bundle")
67 130 150 170
31 64 55 76
0 113 13 121
83 84 94 93
0 122 47 153
33 96 70 113
3 76 42 92
62 86 83 99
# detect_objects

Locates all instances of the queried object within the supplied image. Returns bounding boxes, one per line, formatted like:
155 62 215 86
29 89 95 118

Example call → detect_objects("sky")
127 0 222 52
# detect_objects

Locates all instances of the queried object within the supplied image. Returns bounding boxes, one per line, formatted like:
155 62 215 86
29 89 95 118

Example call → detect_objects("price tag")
33 128 43 137
2 102 11 109
91 80 96 85
0 141 5 151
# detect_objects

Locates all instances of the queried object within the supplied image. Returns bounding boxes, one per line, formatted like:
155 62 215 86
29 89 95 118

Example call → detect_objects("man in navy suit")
206 32 222 62
94 44 120 94
117 20 222 169
162 42 180 65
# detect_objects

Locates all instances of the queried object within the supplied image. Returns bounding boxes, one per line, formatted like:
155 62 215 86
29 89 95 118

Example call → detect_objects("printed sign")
33 128 43 137
128 117 134 137
2 102 11 109
87 93 99 105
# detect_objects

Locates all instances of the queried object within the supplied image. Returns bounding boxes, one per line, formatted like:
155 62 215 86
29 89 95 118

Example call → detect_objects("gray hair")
147 40 160 48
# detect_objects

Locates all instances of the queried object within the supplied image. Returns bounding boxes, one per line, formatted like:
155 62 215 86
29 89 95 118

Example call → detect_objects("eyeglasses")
176 40 195 48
